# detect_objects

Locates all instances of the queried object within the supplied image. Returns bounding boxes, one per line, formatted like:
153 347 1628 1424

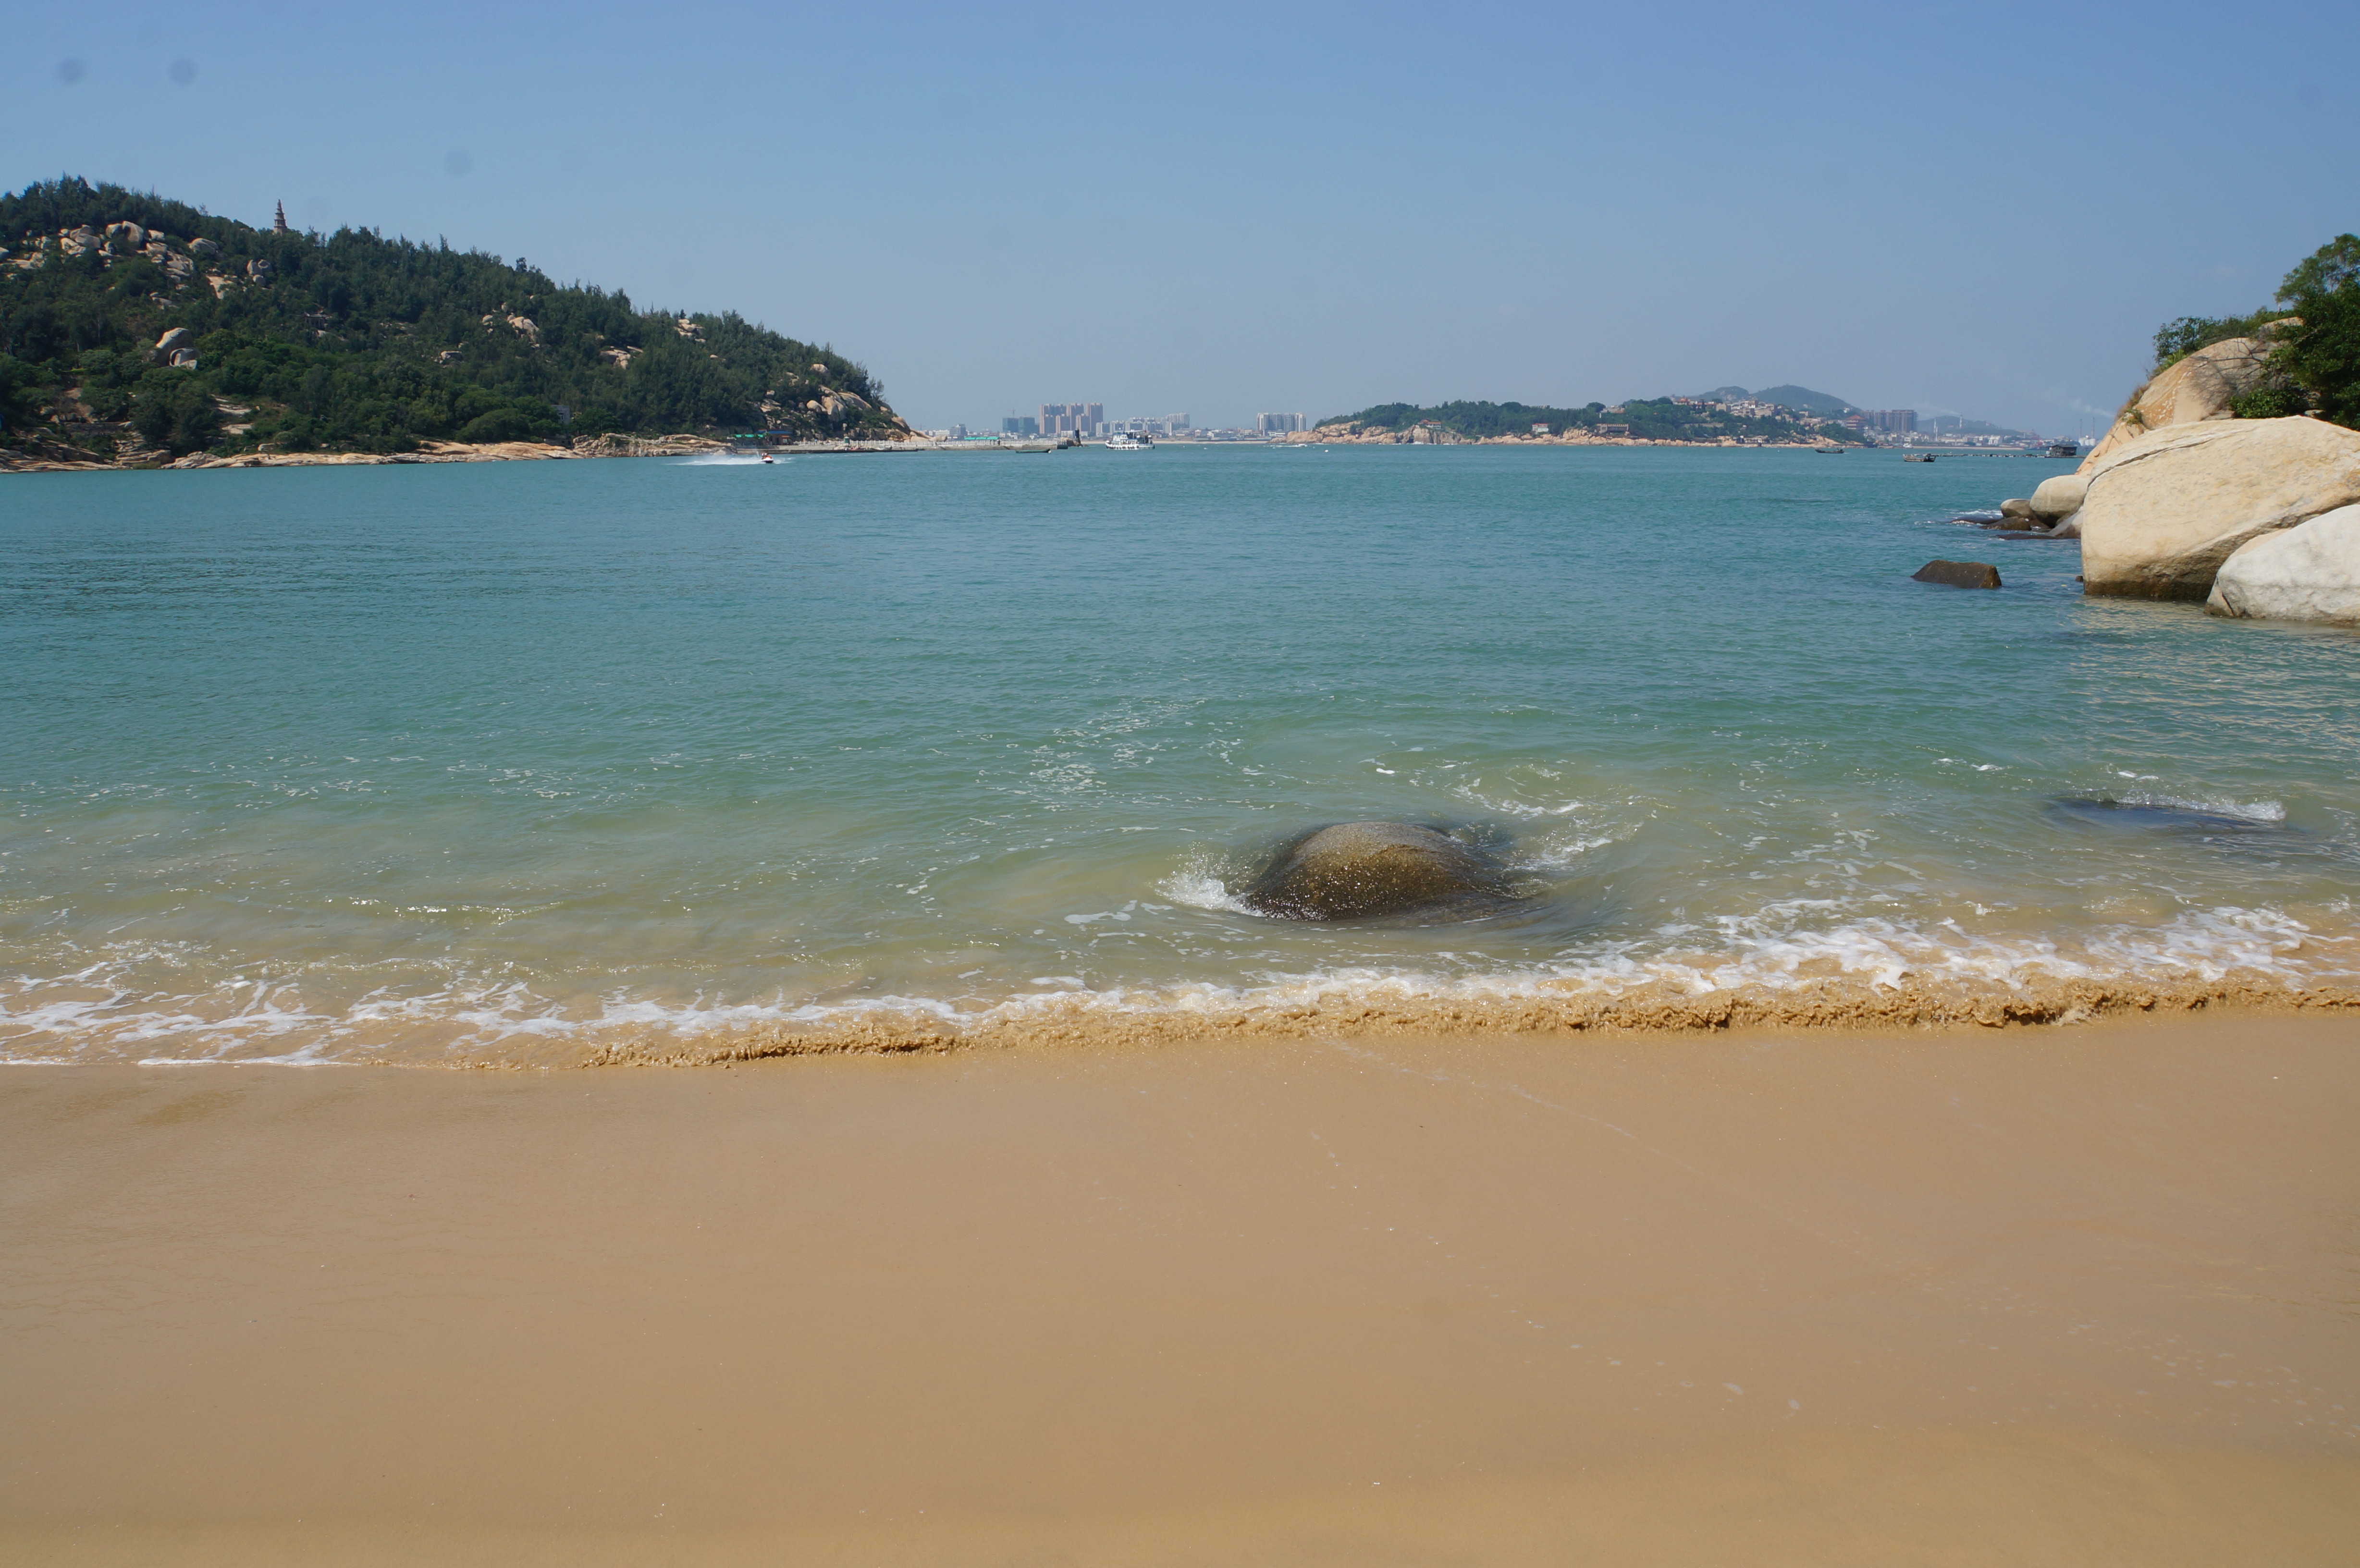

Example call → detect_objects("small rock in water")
1912 560 2003 589
2046 797 2280 835
2000 498 2036 521
1241 821 1514 921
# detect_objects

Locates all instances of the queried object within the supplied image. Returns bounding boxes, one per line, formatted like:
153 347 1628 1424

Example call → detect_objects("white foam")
1155 855 1259 915
2115 793 2287 823
4 902 2352 1064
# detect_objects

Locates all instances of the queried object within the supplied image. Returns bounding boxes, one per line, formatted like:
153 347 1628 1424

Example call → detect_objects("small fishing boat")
1903 453 1935 463
1813 444 1844 454
2047 441 2080 458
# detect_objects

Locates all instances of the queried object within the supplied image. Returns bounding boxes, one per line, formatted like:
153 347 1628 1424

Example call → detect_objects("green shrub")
129 369 220 454
456 407 533 443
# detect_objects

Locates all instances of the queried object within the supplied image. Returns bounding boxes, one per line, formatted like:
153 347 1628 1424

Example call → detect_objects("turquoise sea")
4 445 2356 1064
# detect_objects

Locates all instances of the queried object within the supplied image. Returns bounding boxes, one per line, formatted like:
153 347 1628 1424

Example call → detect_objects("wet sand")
4 1014 2357 1565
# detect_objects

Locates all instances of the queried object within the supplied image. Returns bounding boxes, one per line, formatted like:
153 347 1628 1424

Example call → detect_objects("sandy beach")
5 1011 2355 1565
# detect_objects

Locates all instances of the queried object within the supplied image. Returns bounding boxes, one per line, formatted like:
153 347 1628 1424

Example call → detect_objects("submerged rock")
2046 796 2284 835
1241 821 1514 921
2207 502 2360 625
2077 417 2360 600
1912 559 2002 589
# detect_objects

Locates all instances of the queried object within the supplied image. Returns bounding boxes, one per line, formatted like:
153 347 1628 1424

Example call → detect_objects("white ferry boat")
1104 431 1153 450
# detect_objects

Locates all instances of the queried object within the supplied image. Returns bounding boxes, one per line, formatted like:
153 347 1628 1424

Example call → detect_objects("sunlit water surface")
4 445 2356 1062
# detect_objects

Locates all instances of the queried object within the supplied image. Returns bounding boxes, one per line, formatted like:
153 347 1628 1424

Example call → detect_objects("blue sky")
6 1 2353 433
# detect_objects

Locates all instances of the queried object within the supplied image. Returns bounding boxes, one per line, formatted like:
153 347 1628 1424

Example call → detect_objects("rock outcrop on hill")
2077 331 2292 471
2207 503 2360 624
2075 417 2360 600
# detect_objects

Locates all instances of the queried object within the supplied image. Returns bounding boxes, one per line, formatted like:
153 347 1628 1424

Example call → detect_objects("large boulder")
152 327 195 360
2077 417 2360 600
2206 503 2360 624
2029 474 2087 520
1240 821 1514 921
2078 336 2278 471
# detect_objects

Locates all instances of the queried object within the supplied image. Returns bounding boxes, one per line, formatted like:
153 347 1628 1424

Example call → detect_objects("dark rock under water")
1240 821 1519 922
2045 796 2282 835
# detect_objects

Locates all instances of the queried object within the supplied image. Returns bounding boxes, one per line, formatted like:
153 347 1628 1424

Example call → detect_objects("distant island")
0 176 913 470
1299 388 2042 449
1301 393 1873 447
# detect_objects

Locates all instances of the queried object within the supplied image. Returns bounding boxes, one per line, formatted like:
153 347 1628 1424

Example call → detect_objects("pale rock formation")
2029 474 2087 521
153 327 196 360
2206 503 2360 625
2078 335 2285 471
2077 417 2360 600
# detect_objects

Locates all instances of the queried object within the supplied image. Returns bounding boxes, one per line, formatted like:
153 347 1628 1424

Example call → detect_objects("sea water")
4 445 2356 1064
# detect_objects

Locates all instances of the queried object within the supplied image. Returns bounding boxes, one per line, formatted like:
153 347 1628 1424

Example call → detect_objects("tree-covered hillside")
2148 233 2359 429
0 176 911 458
1319 397 1865 444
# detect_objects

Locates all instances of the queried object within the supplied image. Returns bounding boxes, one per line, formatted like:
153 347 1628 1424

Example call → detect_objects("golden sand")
4 1012 2356 1564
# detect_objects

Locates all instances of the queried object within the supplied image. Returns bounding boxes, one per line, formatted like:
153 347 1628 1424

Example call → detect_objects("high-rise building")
1864 409 1918 433
1256 412 1307 433
1001 416 1039 435
1040 403 1104 438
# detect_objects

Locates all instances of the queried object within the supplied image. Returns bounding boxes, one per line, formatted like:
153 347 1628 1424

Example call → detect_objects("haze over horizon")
7 0 2353 435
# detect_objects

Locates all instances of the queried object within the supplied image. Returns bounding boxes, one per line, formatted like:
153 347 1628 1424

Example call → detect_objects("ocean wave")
10 905 2356 1066
2114 793 2288 823
1155 852 1259 915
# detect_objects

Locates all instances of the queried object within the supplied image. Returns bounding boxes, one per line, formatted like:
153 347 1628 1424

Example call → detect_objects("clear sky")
7 1 2354 434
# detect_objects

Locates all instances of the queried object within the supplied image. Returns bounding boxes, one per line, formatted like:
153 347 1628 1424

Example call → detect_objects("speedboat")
1105 431 1152 450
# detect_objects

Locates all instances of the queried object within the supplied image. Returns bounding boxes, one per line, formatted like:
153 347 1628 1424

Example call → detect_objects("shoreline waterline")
4 974 2347 1070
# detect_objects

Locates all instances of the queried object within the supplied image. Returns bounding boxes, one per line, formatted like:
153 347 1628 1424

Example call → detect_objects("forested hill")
0 176 911 458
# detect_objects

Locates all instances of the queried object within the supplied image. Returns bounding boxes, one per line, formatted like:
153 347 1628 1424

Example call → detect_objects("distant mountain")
1745 384 1857 416
1690 385 1858 415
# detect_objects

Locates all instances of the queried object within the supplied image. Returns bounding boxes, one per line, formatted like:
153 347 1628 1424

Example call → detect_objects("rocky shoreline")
1966 408 2360 624
0 431 737 474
